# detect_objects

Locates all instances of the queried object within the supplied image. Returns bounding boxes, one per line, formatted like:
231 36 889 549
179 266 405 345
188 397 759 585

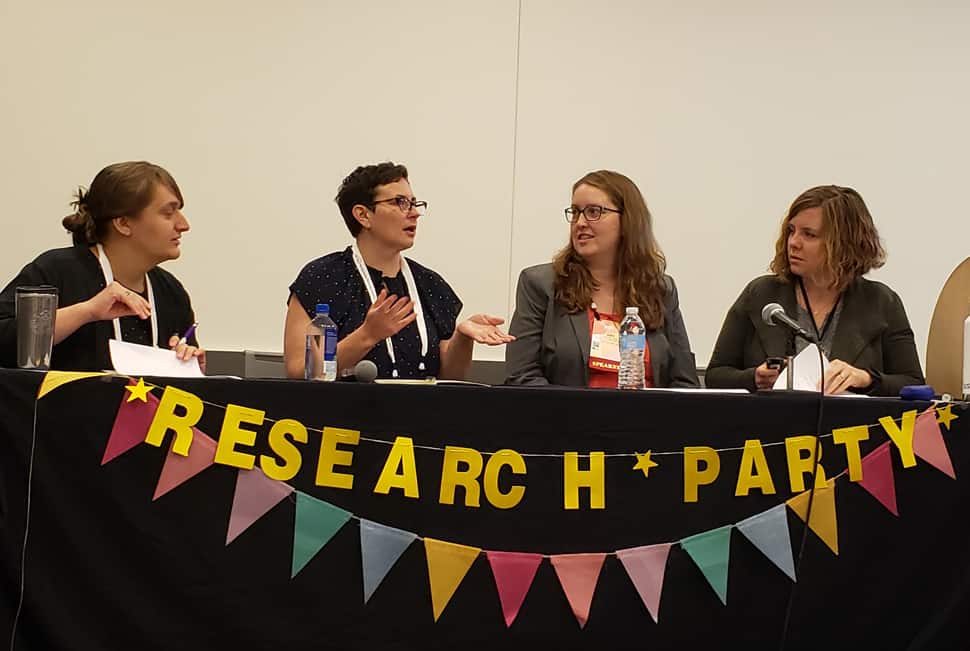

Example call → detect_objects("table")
1 370 967 650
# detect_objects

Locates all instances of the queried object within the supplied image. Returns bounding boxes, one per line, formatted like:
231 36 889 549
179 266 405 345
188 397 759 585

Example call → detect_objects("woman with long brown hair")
505 170 699 387
0 161 203 371
705 185 923 395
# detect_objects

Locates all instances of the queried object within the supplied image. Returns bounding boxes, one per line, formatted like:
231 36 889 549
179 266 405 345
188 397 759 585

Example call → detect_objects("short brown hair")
62 161 183 246
552 170 667 329
335 162 409 237
770 185 885 290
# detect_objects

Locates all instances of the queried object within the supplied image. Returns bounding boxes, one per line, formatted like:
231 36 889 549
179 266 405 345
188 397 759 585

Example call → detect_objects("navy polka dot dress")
289 246 462 379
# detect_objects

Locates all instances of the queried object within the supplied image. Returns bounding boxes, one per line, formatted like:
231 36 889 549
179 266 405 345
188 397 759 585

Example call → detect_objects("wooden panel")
925 257 970 396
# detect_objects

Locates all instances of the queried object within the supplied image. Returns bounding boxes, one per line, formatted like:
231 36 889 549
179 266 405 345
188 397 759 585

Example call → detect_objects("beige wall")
3 1 968 366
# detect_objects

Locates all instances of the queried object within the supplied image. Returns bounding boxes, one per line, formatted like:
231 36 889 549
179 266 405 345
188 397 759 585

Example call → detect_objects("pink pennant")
153 432 217 500
859 442 898 515
616 543 673 623
913 408 956 479
549 553 606 628
102 387 160 465
485 551 543 627
226 468 294 544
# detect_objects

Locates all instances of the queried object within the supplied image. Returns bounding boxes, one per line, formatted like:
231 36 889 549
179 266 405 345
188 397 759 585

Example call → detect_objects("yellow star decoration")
124 378 152 403
632 451 659 478
937 404 958 431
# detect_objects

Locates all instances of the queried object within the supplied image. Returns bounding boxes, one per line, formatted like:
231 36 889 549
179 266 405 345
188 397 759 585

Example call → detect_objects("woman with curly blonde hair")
506 170 699 388
706 185 923 395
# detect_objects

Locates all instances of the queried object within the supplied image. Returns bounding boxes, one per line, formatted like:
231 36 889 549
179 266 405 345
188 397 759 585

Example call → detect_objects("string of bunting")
35 371 963 627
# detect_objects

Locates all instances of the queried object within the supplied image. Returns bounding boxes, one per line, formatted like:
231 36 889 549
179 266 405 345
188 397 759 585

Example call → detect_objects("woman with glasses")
284 162 513 380
505 170 699 388
705 185 923 395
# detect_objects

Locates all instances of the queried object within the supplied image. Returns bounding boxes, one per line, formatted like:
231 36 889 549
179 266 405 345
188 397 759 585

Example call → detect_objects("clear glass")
15 285 58 370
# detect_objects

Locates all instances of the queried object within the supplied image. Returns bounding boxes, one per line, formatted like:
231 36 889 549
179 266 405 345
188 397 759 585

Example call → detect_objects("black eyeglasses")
564 205 621 223
371 196 428 214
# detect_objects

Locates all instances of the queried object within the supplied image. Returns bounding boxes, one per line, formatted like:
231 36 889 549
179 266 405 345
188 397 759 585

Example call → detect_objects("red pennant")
102 385 160 465
486 551 543 627
153 432 217 500
859 442 898 516
549 553 606 628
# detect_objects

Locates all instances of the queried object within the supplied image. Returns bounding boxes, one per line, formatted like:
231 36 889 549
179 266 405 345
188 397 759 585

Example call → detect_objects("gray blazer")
704 274 925 396
505 263 700 387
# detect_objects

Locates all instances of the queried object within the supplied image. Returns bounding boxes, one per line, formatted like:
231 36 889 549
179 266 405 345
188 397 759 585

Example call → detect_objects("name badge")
590 318 620 372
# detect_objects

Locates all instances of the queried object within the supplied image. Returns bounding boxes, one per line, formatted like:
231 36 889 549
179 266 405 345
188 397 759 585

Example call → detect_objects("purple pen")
177 323 198 346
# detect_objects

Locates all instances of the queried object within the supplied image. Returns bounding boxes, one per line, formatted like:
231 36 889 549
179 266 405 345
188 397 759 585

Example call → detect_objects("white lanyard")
96 243 159 345
350 242 428 377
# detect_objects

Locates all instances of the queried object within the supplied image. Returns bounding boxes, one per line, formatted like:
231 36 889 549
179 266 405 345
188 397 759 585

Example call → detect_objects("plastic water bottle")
306 303 338 381
618 306 646 390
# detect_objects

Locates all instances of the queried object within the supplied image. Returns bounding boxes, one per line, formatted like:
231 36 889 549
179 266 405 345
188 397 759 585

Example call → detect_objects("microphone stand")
785 332 795 390
779 332 827 651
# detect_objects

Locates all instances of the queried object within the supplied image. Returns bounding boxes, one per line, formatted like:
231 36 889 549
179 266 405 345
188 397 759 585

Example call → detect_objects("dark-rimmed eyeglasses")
371 196 428 214
564 205 620 223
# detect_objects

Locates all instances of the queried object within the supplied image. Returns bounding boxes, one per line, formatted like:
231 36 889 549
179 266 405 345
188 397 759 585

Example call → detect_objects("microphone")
761 303 813 341
338 359 379 383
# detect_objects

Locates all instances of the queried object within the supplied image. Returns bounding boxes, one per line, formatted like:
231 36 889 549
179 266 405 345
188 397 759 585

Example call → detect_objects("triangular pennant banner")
291 493 353 577
680 525 732 605
37 371 107 398
913 407 956 479
736 505 796 581
859 442 899 516
787 479 839 554
486 551 543 627
360 520 417 603
102 386 161 465
549 553 606 628
226 468 294 544
424 538 481 622
153 432 217 499
615 543 672 623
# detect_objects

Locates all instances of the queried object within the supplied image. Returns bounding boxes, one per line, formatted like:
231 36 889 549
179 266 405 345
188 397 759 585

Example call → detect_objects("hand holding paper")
168 331 206 373
821 359 871 395
772 344 829 392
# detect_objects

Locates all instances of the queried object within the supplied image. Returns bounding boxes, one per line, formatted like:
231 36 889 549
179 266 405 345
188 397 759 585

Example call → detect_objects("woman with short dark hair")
705 185 923 395
0 161 203 371
283 162 512 380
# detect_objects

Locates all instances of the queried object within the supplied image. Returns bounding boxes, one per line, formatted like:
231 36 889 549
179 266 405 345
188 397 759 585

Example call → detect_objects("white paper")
773 343 829 391
109 339 204 378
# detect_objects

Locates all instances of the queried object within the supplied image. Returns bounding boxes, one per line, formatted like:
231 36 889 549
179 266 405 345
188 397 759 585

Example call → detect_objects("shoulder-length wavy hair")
770 185 885 290
552 170 667 329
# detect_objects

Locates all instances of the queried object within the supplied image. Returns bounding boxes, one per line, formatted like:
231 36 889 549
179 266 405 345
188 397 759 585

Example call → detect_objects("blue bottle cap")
315 303 330 315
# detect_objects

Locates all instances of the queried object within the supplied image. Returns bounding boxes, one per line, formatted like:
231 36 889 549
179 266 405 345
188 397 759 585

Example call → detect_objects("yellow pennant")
37 371 107 399
787 479 839 555
424 537 481 621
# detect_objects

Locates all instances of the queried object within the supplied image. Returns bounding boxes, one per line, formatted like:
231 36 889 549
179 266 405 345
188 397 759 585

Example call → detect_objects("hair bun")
63 188 98 245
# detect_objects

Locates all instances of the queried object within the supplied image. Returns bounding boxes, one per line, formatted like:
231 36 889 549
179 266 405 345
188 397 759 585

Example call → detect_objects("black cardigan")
705 274 924 396
0 246 196 371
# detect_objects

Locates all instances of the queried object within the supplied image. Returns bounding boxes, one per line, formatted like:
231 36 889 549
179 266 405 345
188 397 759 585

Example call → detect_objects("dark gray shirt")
795 300 844 358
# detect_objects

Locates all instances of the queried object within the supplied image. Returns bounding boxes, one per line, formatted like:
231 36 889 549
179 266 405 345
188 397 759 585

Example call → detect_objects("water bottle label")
323 327 337 361
620 334 645 352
